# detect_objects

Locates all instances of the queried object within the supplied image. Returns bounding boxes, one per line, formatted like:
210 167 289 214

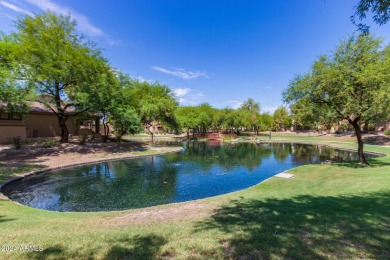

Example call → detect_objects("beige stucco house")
0 102 92 144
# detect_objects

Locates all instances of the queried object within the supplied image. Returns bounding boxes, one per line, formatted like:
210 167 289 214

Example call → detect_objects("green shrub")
43 139 56 148
368 123 376 131
79 132 88 145
12 136 22 149
384 130 390 136
222 135 233 141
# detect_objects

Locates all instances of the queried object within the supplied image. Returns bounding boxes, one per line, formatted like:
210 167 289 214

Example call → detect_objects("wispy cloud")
0 1 33 16
1 0 122 45
173 88 204 104
227 100 243 109
152 66 209 80
23 0 104 37
107 39 124 46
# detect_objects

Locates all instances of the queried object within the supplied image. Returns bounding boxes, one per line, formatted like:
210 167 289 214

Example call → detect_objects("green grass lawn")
0 136 389 259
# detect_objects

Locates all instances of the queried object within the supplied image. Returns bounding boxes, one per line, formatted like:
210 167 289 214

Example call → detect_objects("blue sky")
1 0 389 113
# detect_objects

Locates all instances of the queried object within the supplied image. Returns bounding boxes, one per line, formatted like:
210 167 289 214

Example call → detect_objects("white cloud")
263 106 278 114
135 75 155 84
23 0 104 37
0 1 33 15
152 66 209 80
107 39 124 46
227 100 243 109
2 0 122 45
173 88 204 104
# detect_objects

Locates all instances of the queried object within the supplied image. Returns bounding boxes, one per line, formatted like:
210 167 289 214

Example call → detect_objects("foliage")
352 0 390 33
273 106 291 131
0 34 33 116
10 12 111 143
384 129 390 135
258 113 274 131
11 136 22 149
42 139 56 148
112 107 141 140
128 80 178 143
283 34 390 164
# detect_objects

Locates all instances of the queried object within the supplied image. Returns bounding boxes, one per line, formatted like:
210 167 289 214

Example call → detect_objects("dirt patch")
103 201 219 227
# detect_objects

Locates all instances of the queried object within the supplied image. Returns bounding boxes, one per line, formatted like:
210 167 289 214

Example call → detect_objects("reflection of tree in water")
5 141 371 212
165 142 274 173
290 144 362 164
55 157 178 211
271 143 291 163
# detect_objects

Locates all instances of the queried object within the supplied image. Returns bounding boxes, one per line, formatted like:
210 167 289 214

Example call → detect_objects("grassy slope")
0 137 389 259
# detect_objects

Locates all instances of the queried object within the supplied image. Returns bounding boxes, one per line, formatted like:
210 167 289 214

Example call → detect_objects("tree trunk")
58 115 69 143
147 124 155 146
102 122 109 143
350 119 369 165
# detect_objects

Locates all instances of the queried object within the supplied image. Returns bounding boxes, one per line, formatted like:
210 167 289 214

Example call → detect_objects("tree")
111 107 141 140
273 106 291 131
130 80 178 144
176 106 199 138
258 113 274 131
240 98 261 134
12 13 109 143
0 34 32 115
283 34 390 165
352 0 390 33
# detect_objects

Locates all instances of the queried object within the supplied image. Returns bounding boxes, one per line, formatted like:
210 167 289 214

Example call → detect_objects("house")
0 102 100 144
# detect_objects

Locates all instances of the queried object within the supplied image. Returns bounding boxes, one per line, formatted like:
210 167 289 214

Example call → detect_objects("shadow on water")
194 191 390 259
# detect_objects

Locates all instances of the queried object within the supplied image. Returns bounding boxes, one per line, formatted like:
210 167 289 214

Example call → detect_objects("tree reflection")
54 157 178 211
3 142 370 212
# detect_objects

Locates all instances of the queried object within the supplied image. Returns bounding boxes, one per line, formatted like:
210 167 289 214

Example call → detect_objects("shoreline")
0 146 183 190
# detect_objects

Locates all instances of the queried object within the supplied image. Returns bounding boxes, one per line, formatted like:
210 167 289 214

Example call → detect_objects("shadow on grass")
194 192 390 259
104 234 167 259
0 215 16 223
28 246 65 260
25 234 167 260
332 157 390 169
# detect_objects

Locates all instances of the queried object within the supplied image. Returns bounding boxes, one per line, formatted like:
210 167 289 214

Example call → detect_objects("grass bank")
0 135 389 259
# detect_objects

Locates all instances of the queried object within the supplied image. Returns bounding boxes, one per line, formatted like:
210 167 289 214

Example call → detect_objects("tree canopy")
283 34 390 164
353 0 390 33
10 12 111 142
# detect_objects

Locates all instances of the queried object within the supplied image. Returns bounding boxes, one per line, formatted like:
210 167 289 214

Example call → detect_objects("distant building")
0 102 100 143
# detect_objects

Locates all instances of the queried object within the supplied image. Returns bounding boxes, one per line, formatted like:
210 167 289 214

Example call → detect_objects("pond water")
1 142 374 212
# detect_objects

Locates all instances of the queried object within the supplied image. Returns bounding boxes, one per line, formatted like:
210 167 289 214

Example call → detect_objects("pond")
1 142 375 212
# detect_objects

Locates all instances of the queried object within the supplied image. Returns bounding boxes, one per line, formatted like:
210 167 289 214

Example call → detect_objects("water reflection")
1 142 374 212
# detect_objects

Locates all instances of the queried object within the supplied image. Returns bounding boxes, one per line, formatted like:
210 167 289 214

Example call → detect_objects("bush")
222 135 233 141
43 139 56 148
12 136 22 149
368 123 376 131
384 130 390 136
79 132 88 145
